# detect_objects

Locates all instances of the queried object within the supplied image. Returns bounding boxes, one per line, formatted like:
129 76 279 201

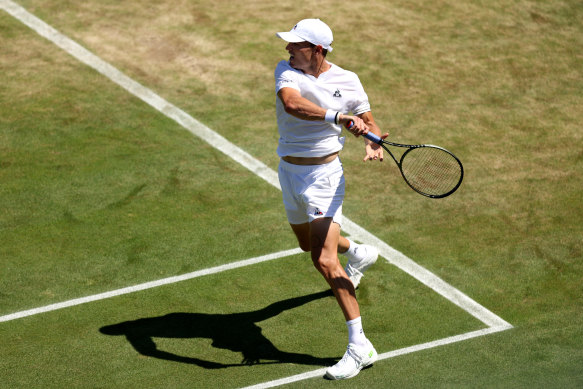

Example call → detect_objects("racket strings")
401 147 462 197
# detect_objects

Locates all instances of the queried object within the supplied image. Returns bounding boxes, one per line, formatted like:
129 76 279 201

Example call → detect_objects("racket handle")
346 120 382 144
364 131 382 143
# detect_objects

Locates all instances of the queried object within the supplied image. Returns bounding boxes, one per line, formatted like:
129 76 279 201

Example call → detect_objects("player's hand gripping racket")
348 121 464 198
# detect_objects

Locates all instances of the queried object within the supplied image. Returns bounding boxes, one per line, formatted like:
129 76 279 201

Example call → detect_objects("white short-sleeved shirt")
274 60 371 157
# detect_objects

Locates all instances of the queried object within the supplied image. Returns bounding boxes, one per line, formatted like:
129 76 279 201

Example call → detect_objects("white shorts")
278 157 345 225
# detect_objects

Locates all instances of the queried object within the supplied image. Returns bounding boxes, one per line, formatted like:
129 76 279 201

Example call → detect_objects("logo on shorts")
313 208 324 216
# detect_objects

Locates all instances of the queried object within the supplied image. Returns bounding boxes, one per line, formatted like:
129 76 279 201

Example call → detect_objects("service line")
0 248 303 323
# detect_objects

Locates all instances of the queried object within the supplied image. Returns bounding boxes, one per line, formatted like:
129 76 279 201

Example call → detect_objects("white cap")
276 19 334 52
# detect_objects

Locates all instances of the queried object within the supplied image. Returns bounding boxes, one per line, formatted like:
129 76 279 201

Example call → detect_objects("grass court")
1 0 582 387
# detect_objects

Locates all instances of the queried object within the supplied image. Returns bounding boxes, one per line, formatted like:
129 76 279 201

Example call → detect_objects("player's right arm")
277 87 368 133
277 87 326 121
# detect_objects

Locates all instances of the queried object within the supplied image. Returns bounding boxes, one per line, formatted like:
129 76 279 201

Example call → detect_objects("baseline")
242 326 511 389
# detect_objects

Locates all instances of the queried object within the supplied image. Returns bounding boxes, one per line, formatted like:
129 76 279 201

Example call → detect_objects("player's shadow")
99 290 337 369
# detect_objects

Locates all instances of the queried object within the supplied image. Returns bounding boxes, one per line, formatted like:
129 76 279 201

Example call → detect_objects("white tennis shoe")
345 244 378 288
325 340 378 380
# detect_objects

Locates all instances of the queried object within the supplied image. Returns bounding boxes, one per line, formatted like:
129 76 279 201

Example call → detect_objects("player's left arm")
356 111 388 162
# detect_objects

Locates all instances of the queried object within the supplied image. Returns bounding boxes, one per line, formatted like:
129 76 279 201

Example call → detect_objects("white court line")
0 0 511 331
0 0 279 190
342 219 513 328
1 1 513 386
0 248 303 323
242 326 511 389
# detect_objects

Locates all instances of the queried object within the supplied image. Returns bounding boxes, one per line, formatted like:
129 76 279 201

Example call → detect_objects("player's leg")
291 224 351 254
338 235 350 253
308 217 359 320
293 226 378 288
290 220 360 319
308 218 378 380
289 222 311 252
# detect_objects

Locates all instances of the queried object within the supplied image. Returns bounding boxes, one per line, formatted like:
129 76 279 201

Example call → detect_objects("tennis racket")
349 122 464 198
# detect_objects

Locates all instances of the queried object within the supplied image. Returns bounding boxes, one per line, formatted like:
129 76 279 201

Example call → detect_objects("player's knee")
311 254 336 277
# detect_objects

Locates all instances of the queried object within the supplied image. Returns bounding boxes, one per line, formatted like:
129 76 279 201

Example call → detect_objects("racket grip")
364 131 382 143
346 120 382 143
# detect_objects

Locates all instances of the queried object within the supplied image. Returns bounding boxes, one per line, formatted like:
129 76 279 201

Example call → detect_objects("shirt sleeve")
349 74 371 115
274 61 301 93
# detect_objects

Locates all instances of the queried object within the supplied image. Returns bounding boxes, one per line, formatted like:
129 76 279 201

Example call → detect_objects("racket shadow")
99 290 337 369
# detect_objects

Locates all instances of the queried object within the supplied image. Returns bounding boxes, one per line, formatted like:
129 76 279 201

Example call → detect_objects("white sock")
343 238 359 261
346 316 367 347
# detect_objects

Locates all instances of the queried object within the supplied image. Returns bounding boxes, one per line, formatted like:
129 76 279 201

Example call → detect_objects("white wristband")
325 109 338 124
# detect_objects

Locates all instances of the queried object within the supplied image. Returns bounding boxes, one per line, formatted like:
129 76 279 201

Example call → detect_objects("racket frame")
364 132 464 198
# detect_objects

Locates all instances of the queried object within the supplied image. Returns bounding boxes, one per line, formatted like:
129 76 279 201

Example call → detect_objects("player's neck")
306 58 330 78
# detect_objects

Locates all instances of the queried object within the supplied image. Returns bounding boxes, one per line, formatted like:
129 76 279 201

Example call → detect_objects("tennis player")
274 18 388 379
